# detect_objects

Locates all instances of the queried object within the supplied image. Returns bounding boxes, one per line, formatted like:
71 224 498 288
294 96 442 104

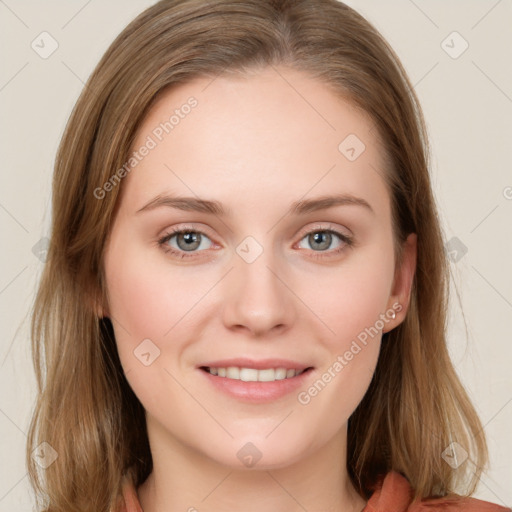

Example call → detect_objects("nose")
221 250 297 337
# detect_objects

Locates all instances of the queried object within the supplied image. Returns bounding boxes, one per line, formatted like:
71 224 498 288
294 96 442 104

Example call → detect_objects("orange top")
117 470 510 512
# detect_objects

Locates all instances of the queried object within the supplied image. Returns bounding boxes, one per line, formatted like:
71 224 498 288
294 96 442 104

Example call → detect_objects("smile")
201 366 310 382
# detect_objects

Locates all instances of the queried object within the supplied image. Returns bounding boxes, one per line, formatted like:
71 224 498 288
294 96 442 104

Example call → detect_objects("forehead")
120 66 390 218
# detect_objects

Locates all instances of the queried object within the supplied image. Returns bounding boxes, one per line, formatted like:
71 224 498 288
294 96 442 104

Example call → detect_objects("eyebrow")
136 193 375 217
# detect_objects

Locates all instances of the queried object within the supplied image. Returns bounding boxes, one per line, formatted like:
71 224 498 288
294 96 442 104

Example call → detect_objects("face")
103 65 416 470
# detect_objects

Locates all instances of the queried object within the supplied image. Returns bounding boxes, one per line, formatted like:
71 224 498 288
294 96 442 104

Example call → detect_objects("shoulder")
364 470 510 512
408 495 511 511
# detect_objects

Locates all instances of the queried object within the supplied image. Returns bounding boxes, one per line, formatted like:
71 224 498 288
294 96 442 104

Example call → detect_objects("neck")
137 414 367 512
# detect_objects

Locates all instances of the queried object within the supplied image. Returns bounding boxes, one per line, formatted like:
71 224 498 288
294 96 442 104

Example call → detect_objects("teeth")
205 366 306 382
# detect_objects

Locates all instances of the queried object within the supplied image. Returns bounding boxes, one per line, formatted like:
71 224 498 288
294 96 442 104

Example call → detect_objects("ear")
383 233 417 333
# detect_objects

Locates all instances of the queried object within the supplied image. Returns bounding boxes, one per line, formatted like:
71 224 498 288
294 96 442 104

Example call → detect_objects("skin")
102 65 417 512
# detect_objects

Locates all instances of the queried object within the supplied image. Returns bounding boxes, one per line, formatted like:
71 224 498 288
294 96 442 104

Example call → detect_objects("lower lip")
198 368 315 403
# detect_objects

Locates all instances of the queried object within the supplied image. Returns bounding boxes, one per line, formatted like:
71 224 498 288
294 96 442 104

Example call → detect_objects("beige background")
1 0 511 509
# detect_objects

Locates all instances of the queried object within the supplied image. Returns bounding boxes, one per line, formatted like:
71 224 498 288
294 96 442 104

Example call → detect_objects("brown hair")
27 0 489 510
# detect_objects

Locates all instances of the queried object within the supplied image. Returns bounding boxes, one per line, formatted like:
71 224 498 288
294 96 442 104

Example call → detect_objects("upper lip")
198 358 313 371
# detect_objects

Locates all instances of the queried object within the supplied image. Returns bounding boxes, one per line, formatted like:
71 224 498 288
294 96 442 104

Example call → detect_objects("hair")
27 0 489 510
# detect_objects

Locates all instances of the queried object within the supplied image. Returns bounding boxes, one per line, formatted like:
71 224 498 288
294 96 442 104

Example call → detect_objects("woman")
26 1 510 511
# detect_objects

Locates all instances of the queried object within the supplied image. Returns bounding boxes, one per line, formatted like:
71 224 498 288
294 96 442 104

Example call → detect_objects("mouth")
198 364 315 403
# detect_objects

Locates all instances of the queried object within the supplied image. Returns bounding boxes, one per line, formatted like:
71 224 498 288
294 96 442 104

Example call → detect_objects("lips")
198 361 315 403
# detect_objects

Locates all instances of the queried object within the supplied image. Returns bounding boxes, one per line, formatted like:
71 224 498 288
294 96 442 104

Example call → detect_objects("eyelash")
157 224 354 260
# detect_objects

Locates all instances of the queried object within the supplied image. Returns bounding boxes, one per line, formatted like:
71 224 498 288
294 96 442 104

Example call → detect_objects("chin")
202 434 310 471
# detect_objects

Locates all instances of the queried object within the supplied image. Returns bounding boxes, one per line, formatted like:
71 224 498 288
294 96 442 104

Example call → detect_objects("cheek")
305 246 395 346
105 251 168 342
296 258 391 422
105 222 189 328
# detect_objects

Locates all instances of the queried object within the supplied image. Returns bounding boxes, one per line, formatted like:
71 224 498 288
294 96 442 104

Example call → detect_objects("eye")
158 227 214 259
157 224 354 261
296 226 353 259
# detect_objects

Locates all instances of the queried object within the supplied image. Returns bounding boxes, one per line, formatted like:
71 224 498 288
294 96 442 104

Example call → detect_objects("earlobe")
95 302 110 319
384 233 417 331
87 287 110 319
